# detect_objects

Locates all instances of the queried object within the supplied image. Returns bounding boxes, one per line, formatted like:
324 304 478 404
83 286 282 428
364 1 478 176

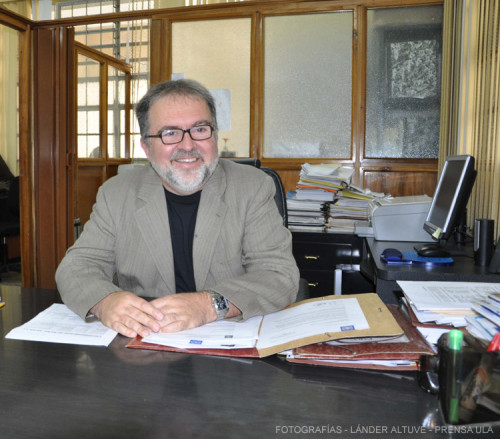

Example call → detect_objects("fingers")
159 316 190 333
150 292 213 333
91 291 165 338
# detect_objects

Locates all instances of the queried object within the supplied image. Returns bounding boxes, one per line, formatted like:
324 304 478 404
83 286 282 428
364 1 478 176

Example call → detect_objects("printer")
368 195 435 242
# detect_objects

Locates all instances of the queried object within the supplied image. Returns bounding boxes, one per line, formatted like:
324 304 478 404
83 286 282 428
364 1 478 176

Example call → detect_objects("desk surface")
365 238 500 283
0 285 496 438
363 238 500 304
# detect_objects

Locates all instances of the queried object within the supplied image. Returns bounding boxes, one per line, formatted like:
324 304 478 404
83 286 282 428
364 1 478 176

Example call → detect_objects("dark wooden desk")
362 238 500 304
292 231 373 297
0 285 496 438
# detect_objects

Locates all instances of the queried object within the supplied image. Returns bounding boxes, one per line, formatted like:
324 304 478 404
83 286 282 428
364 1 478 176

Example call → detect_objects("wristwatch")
208 290 229 320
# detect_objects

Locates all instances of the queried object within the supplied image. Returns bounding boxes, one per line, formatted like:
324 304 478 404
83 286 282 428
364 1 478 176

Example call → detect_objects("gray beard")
151 154 219 193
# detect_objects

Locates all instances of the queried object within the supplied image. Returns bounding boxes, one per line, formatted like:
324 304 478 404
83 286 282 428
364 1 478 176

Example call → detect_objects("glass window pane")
108 66 127 158
365 6 443 158
77 54 101 158
172 18 251 158
131 133 145 159
74 19 149 161
263 12 352 159
0 25 20 175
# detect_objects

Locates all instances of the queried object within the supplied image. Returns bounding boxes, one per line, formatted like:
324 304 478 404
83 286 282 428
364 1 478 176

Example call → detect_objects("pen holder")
436 333 500 425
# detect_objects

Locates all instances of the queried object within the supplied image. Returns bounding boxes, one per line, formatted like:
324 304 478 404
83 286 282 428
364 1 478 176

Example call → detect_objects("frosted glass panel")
365 6 443 158
263 12 352 159
172 19 251 157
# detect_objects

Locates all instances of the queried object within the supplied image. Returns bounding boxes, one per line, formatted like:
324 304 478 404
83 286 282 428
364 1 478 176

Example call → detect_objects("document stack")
287 163 381 233
129 294 406 361
396 281 500 348
469 294 500 342
325 198 371 233
286 304 434 371
286 196 327 232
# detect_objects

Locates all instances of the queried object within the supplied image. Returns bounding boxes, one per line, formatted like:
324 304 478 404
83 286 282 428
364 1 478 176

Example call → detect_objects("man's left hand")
150 292 216 333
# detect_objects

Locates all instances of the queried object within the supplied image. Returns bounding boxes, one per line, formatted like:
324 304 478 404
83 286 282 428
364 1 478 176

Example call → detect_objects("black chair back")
227 159 288 227
261 167 288 227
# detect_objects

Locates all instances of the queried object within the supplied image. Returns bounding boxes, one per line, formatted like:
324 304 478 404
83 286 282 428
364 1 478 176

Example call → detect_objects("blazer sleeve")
207 173 300 320
55 184 123 319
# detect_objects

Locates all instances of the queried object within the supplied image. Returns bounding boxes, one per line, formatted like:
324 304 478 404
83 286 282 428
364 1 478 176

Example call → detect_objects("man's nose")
178 131 196 150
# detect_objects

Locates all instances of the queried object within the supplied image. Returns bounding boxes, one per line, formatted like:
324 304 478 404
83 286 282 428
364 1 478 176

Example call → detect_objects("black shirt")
164 188 201 293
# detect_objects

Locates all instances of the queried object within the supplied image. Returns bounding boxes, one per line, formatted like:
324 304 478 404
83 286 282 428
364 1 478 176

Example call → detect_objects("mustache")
171 149 204 161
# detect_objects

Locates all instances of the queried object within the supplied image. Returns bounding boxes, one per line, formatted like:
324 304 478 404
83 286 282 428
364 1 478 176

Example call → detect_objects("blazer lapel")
193 163 227 289
134 167 176 294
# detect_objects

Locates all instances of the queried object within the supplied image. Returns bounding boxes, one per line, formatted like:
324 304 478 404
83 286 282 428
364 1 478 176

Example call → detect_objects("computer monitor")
415 155 476 256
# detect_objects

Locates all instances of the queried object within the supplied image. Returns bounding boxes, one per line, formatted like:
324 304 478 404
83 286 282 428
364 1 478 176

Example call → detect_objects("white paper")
143 298 369 352
407 304 468 327
286 351 416 367
143 315 262 349
257 298 369 350
397 281 500 310
5 304 117 346
415 327 448 352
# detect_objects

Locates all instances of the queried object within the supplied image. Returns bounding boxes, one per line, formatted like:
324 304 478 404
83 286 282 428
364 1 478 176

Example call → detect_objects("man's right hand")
90 291 164 338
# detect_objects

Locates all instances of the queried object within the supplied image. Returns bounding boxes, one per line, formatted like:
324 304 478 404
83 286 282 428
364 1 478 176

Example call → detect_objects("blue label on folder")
189 339 203 345
341 325 355 331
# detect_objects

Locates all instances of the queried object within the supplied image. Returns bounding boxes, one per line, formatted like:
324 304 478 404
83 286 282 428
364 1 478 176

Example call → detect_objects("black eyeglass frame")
145 125 214 145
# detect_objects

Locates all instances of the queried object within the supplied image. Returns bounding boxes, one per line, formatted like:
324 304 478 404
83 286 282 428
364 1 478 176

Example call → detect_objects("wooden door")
74 43 132 227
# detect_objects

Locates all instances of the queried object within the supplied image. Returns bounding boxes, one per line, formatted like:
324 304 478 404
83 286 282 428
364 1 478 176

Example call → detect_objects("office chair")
228 158 308 301
0 176 20 280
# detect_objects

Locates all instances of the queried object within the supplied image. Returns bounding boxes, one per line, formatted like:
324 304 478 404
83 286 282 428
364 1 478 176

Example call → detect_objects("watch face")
214 294 229 310
210 291 229 320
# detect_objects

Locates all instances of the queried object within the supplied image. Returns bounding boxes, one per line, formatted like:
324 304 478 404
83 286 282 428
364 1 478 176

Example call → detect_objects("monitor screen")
423 155 476 241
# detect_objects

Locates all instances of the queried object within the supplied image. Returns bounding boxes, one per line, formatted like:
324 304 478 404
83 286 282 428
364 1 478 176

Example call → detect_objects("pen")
487 333 500 352
447 329 463 424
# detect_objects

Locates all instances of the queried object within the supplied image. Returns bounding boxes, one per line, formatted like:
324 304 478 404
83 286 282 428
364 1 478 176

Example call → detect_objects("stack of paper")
397 281 500 344
143 316 262 349
286 193 327 231
130 294 404 359
285 305 434 370
325 198 371 233
287 163 384 233
469 294 500 340
299 163 353 187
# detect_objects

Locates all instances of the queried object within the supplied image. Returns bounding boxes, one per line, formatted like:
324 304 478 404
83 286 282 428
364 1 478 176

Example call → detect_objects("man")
56 79 299 339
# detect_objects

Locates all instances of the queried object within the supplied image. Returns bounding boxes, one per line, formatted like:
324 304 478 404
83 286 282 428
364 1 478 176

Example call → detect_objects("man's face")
141 94 218 195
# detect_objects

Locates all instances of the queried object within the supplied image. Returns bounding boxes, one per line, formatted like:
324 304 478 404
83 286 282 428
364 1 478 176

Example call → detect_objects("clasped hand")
90 291 216 338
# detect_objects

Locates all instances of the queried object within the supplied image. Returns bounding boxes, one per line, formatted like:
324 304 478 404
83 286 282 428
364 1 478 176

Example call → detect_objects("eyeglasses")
146 125 214 145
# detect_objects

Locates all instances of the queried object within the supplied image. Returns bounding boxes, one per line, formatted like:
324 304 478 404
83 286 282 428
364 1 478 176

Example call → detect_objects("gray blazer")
56 160 300 320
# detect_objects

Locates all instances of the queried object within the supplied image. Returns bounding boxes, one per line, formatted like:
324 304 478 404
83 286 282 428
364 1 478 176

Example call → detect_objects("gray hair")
135 79 218 148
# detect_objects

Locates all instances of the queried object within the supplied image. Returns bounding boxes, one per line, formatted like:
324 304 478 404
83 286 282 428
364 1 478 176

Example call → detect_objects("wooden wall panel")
276 169 301 194
76 166 105 225
362 170 438 197
32 28 74 289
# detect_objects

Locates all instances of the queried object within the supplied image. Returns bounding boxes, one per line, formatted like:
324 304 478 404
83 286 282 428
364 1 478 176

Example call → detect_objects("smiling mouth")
174 157 199 164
